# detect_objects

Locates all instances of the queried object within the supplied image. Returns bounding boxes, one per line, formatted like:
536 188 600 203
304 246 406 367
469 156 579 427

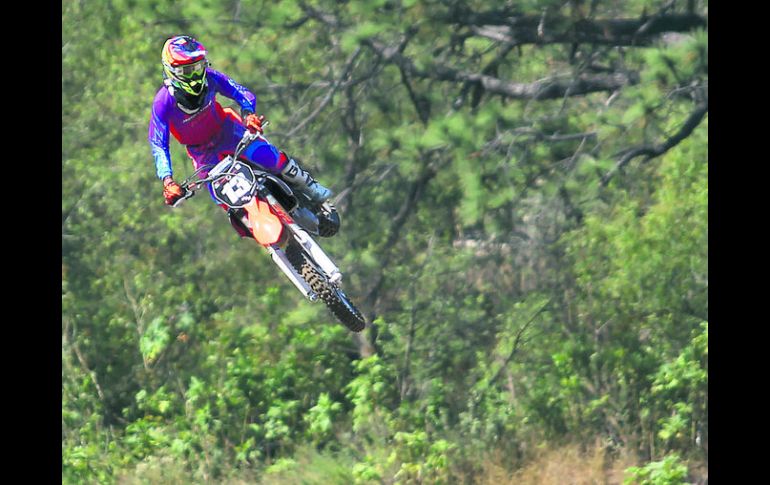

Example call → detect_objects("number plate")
211 160 257 208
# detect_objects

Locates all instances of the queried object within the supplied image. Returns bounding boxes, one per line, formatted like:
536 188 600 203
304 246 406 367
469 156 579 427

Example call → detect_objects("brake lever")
171 187 196 208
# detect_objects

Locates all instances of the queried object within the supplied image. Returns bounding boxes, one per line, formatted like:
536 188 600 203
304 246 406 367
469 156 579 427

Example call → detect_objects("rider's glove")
244 113 265 134
162 176 185 206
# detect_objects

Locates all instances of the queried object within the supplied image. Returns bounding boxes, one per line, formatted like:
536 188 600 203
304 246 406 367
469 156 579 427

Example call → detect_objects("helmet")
161 35 209 96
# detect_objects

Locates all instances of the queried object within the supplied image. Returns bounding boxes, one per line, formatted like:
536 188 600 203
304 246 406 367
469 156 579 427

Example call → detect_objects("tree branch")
364 38 638 100
444 11 706 47
601 100 707 186
363 154 445 311
469 300 550 411
298 1 344 29
285 47 363 138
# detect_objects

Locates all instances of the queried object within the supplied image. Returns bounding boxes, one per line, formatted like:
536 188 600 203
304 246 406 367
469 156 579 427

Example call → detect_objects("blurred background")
62 0 708 483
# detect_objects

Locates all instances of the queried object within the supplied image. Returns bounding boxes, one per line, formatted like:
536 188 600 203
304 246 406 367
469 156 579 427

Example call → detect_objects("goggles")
167 59 207 81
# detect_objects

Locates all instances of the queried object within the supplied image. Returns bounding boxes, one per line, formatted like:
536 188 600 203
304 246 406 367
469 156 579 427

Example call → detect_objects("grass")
474 442 639 485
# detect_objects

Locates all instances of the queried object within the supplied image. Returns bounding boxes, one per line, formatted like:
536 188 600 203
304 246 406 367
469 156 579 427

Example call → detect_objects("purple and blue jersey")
148 68 284 183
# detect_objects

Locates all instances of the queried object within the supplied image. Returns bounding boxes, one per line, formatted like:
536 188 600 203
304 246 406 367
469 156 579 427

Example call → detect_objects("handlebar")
171 120 270 208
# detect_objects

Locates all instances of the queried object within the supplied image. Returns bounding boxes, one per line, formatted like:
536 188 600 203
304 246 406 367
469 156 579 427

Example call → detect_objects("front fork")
287 223 343 285
267 245 318 301
236 211 342 301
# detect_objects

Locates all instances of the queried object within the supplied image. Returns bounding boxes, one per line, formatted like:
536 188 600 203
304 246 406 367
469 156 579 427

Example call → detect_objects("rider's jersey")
148 68 257 180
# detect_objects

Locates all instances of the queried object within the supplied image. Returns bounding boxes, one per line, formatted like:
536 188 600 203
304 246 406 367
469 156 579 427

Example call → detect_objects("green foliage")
388 431 456 484
352 456 384 485
625 453 690 485
345 356 398 439
305 392 343 446
139 317 171 365
259 445 356 484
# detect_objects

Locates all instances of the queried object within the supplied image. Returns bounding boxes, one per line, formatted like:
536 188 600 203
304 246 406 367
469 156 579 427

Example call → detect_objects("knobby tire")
285 242 366 332
315 204 340 238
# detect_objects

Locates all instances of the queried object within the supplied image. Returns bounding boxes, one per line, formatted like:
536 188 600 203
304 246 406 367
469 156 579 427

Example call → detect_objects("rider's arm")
207 68 257 117
148 88 174 180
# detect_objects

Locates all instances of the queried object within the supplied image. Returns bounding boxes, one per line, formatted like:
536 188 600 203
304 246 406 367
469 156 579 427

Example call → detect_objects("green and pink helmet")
161 35 209 96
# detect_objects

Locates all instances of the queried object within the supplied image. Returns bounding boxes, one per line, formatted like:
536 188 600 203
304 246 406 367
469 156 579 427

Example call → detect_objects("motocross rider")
149 35 332 231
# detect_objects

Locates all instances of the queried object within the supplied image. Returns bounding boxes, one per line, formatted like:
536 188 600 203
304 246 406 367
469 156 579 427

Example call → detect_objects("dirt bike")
173 122 366 332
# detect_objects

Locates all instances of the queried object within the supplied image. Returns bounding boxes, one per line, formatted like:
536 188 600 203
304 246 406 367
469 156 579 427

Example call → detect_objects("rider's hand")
163 176 185 206
245 113 265 134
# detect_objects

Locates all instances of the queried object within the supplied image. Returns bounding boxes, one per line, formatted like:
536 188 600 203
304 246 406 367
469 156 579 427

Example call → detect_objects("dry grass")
475 442 638 485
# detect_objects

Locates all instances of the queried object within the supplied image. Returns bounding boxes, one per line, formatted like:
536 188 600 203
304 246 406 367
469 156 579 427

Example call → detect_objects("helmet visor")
168 59 207 81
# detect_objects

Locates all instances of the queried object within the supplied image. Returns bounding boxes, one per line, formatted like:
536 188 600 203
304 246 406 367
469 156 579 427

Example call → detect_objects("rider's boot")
279 156 333 204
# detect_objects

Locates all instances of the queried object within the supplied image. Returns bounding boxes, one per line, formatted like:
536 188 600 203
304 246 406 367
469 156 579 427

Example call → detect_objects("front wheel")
285 242 365 332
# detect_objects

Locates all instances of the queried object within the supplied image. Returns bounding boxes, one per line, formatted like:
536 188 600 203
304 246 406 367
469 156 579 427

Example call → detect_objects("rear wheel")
316 203 340 237
286 242 365 332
